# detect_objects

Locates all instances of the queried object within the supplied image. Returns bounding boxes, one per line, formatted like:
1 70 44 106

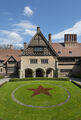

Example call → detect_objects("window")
30 59 37 64
0 68 2 72
69 51 72 54
41 59 48 64
7 68 17 73
34 47 44 52
0 61 3 64
58 51 61 54
59 58 75 62
8 61 16 64
60 69 72 72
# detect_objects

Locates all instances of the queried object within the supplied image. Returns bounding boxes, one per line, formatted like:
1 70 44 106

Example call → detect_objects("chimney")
24 42 27 49
37 27 40 32
48 33 52 44
64 34 77 42
64 34 77 47
10 44 14 49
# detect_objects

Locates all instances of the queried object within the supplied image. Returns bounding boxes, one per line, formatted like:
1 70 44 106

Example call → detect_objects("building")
20 27 81 78
0 47 22 77
0 27 81 78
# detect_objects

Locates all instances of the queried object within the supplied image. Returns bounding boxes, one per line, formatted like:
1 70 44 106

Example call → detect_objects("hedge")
10 77 69 82
71 74 81 79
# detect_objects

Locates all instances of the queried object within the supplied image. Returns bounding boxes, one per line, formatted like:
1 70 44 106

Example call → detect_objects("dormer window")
34 47 44 53
58 51 61 54
69 51 72 54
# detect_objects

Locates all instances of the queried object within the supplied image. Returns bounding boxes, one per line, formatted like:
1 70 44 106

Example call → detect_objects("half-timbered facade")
0 49 21 77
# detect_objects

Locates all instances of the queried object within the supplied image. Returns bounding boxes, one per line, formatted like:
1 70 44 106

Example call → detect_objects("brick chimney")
10 44 14 49
24 42 27 49
48 33 52 44
37 27 40 32
64 34 77 47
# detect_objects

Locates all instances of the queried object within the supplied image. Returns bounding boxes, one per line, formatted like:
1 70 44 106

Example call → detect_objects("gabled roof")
0 49 22 62
5 56 17 63
22 31 58 56
51 43 81 57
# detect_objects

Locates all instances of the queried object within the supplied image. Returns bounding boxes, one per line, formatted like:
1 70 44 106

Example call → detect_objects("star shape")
27 85 53 96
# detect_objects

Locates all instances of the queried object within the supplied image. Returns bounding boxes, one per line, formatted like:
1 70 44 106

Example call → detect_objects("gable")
5 56 17 63
8 57 16 62
29 34 47 46
22 32 58 56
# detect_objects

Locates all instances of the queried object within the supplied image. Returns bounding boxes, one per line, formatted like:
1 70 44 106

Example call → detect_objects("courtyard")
0 79 81 120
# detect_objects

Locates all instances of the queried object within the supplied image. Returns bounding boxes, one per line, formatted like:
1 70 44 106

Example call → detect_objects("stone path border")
70 77 81 86
0 78 9 86
11 83 71 108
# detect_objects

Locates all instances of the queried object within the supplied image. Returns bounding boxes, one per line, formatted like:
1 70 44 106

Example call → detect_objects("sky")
0 0 81 47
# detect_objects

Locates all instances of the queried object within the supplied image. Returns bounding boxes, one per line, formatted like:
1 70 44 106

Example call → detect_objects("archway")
25 69 33 77
46 68 54 77
36 68 44 77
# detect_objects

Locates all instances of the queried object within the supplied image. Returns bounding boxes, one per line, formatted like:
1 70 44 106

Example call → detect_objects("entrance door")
36 69 44 77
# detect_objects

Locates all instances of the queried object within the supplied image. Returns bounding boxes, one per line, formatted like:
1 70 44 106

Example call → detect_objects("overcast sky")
0 0 81 47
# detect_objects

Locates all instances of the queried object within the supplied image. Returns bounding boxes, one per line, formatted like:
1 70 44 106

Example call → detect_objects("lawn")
0 80 81 120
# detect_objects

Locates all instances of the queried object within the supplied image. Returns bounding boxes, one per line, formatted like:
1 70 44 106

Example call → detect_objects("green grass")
15 83 68 106
0 80 81 120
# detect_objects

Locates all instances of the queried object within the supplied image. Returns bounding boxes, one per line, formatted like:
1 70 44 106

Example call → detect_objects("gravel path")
70 77 81 86
0 78 10 86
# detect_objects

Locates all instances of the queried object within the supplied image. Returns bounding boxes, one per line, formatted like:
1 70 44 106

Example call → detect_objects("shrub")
71 74 81 79
10 77 69 82
0 75 4 79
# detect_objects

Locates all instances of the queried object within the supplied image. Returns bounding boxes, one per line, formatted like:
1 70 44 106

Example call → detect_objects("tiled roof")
51 43 81 57
0 42 81 60
0 49 22 62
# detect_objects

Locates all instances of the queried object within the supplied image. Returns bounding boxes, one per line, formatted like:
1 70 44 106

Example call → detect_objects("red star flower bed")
27 85 53 96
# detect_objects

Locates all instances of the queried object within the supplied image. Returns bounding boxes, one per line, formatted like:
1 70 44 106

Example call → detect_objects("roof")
22 31 58 56
0 43 81 60
51 43 81 57
0 49 22 62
